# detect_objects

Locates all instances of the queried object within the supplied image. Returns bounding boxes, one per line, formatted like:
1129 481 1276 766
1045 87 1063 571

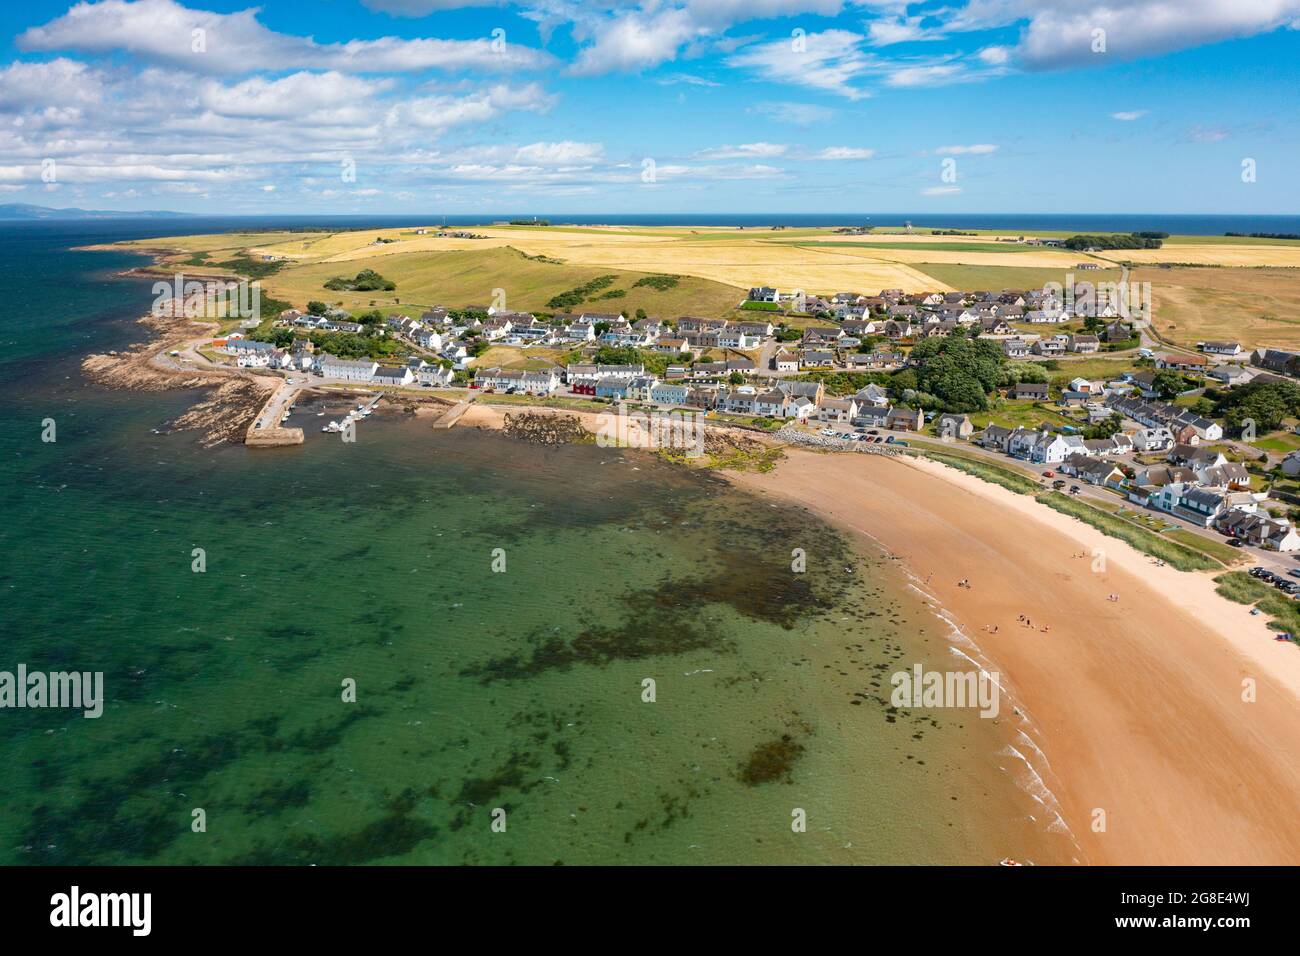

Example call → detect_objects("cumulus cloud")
19 0 553 74
198 73 394 120
568 6 703 75
0 58 103 109
1111 110 1148 121
969 0 1300 71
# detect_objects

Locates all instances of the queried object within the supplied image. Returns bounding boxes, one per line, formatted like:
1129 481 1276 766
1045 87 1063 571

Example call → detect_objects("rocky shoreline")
81 312 273 447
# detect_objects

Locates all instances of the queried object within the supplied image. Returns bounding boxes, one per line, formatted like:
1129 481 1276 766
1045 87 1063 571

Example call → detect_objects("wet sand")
728 447 1300 865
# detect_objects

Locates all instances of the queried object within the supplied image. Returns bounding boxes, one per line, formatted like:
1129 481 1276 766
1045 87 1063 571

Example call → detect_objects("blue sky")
0 0 1297 214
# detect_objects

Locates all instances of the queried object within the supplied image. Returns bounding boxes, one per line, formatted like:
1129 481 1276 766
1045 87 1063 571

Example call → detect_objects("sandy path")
728 448 1300 865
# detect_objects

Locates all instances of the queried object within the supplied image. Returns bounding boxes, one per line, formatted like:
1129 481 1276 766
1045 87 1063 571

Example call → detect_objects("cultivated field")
909 263 1124 291
114 226 1300 341
1137 266 1300 350
1096 245 1300 267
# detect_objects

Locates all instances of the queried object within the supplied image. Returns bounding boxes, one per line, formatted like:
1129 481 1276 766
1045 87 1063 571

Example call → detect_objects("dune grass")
1035 491 1223 571
1213 571 1300 642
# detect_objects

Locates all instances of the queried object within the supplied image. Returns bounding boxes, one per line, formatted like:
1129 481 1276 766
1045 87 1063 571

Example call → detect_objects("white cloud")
1001 0 1300 70
19 0 553 74
513 141 604 165
810 146 875 159
1111 110 1148 121
866 16 946 46
652 162 785 181
0 58 102 109
750 100 836 125
655 72 721 86
933 143 998 155
729 30 873 99
977 45 1010 65
361 0 502 14
886 63 963 87
402 83 554 129
198 73 393 120
696 142 789 160
921 185 961 195
568 6 703 75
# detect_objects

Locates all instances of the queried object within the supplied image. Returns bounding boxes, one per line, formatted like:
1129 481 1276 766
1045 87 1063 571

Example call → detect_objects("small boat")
998 858 1024 867
317 411 325 417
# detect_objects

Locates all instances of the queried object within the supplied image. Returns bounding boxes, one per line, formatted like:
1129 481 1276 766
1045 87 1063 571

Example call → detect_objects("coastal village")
191 270 1300 578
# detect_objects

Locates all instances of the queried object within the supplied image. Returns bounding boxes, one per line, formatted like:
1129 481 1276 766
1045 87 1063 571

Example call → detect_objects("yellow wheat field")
243 226 944 292
1095 245 1300 267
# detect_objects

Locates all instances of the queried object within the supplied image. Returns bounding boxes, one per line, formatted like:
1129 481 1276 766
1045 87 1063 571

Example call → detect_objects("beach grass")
1035 491 1223 571
1213 571 1300 642
912 446 1043 495
1163 529 1246 564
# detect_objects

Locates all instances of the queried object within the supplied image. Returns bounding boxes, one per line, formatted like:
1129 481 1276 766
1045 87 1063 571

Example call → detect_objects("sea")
0 216 1153 865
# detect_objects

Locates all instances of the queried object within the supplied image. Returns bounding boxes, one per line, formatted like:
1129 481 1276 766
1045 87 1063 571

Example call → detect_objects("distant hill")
0 203 194 220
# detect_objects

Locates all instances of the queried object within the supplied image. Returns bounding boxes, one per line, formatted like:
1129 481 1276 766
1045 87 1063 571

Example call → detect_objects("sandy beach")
729 447 1300 865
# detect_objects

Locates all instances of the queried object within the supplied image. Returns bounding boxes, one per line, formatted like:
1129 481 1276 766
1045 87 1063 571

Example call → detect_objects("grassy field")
1041 356 1141 383
909 263 1124 291
111 227 1300 340
1250 430 1300 454
1136 266 1300 350
474 345 572 370
261 246 744 317
970 400 1079 430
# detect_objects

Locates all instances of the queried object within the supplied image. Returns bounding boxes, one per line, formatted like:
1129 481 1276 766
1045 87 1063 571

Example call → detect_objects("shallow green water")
0 222 1070 865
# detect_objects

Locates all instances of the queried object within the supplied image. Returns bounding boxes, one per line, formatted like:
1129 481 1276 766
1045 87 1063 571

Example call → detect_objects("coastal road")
815 424 1294 575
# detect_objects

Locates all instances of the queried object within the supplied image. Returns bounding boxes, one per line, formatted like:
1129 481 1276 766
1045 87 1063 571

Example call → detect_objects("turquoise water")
0 222 1068 865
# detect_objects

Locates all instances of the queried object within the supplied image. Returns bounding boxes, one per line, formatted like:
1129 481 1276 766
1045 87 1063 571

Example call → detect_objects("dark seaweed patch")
738 734 805 786
228 812 436 865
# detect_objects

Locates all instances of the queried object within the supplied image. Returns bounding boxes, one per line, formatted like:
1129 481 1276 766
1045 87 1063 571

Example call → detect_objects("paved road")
812 423 1293 574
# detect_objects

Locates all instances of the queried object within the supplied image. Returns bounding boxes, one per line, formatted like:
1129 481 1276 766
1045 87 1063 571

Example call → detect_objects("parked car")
1069 485 1081 495
1043 470 1055 478
1227 539 1244 548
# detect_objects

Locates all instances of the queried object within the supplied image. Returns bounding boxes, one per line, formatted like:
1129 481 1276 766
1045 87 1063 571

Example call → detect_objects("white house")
318 354 379 381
